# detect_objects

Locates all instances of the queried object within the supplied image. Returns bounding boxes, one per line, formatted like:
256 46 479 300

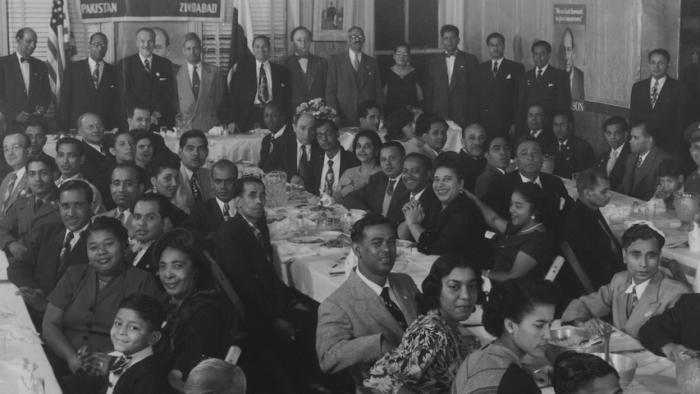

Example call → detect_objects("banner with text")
554 4 587 111
79 0 224 22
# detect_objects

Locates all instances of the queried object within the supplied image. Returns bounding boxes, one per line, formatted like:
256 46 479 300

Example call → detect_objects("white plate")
288 236 325 244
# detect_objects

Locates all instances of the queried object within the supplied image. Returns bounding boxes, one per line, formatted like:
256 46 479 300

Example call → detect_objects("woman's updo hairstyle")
482 278 559 337
420 253 483 314
511 182 547 224
86 216 129 249
153 228 214 290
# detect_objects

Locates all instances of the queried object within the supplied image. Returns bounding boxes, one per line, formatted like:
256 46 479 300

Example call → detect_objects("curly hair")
419 254 483 314
153 228 214 291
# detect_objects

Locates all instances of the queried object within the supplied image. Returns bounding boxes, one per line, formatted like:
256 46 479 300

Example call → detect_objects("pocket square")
548 83 555 87
460 65 465 69
159 78 168 81
506 74 512 79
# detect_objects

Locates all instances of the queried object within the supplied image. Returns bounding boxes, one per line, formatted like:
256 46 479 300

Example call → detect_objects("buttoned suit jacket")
175 62 225 132
595 142 631 191
59 58 120 130
117 53 176 127
325 51 384 126
316 270 419 377
552 136 595 179
173 165 213 214
629 77 689 154
264 129 320 193
0 189 60 251
562 270 689 338
473 58 525 137
618 146 675 201
517 65 571 131
341 172 409 226
424 50 479 127
7 222 89 295
0 54 51 124
259 123 292 169
284 54 328 110
310 147 360 196
0 170 28 216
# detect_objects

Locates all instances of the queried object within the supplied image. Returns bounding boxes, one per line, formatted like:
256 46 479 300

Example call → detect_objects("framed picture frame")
313 0 353 41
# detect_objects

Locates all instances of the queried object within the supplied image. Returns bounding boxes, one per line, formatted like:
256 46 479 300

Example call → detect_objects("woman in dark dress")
384 43 422 116
466 182 554 283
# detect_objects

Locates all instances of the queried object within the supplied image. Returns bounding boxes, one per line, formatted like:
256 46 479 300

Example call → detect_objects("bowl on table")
591 353 637 389
545 327 604 363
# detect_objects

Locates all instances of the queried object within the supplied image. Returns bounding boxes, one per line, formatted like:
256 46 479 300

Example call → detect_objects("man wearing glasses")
59 32 121 131
325 26 384 126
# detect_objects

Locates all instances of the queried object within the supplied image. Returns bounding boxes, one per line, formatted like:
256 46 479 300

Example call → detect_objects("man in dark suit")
639 293 700 361
561 169 624 298
258 102 290 169
563 28 585 101
619 122 676 201
224 35 290 133
424 25 478 128
517 40 571 134
117 27 176 128
183 159 238 244
520 103 556 153
474 32 525 138
456 124 487 191
311 119 359 196
629 48 689 156
76 113 114 209
0 28 51 128
595 116 631 191
284 26 328 111
60 32 120 131
8 180 92 316
475 136 511 198
23 117 53 162
264 112 320 193
485 138 572 229
397 153 440 239
342 142 408 226
131 194 172 275
126 106 168 157
325 26 383 126
551 110 594 179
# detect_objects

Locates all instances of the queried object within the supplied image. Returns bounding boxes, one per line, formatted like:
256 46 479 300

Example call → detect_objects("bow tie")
131 241 150 254
444 52 456 58
20 57 29 63
109 353 132 376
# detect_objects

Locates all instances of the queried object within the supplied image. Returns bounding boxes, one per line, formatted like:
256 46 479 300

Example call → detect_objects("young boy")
551 351 622 394
561 223 689 337
653 161 684 210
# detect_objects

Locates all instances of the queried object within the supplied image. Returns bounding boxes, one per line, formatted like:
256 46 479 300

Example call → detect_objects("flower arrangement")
295 98 338 121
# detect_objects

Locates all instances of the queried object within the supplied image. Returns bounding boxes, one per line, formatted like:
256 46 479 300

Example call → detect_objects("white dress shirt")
535 64 549 77
650 76 667 96
88 57 104 85
530 129 543 139
10 167 26 195
319 151 341 195
64 222 90 250
625 278 650 299
637 150 651 167
519 172 542 188
216 197 236 218
187 62 202 85
491 57 503 74
16 52 30 92
349 49 362 70
296 55 309 74
132 240 153 266
254 60 272 104
139 54 153 71
445 53 456 84
606 144 625 175
296 142 311 169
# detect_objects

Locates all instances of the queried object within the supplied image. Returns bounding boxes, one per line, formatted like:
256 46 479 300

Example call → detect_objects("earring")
530 215 535 220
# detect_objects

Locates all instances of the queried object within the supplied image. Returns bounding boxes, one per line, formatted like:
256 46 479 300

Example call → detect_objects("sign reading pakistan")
79 0 223 22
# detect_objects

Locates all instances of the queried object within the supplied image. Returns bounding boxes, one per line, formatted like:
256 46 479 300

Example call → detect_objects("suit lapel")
450 54 464 90
633 149 656 188
388 274 416 322
11 57 28 99
348 272 405 339
626 273 662 331
653 79 671 111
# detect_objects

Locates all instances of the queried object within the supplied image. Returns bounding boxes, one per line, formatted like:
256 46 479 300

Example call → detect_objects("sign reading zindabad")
79 0 223 22
553 4 586 25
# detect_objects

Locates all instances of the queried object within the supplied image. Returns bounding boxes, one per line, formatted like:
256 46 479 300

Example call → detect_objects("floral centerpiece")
295 98 338 122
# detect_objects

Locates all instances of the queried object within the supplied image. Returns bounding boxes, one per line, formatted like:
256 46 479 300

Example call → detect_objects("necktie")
626 286 638 318
117 209 125 224
144 58 151 72
92 64 100 89
380 287 407 330
444 51 456 58
650 79 659 108
298 146 309 179
325 160 335 195
99 144 108 155
352 52 360 71
537 68 543 79
386 178 397 197
20 57 29 63
251 224 264 245
190 171 202 203
636 155 644 168
223 203 231 221
492 61 498 77
1 172 18 213
109 354 132 377
35 198 43 211
258 63 270 103
606 149 618 175
192 64 200 99
59 231 75 273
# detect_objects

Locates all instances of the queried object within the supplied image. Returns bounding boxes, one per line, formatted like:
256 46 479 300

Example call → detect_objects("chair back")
559 241 595 293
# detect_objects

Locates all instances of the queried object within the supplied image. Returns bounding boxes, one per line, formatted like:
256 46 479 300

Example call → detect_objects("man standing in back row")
285 26 328 111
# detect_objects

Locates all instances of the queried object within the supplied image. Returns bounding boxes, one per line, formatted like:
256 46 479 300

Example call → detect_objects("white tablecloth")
0 283 62 394
163 131 267 167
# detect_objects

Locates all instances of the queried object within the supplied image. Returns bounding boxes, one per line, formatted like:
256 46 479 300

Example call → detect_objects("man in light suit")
325 26 384 126
619 122 676 201
562 223 689 338
474 32 525 138
174 129 212 213
284 26 328 111
0 132 30 216
0 28 51 128
175 32 225 133
596 116 631 191
60 32 120 131
424 24 479 128
317 214 419 392
117 27 176 128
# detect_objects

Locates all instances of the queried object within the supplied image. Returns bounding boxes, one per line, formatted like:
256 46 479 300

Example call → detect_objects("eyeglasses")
349 35 365 40
90 43 108 48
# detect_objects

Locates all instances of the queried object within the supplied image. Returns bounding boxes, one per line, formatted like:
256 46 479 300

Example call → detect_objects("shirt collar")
14 166 26 181
356 267 389 296
16 52 29 64
519 172 542 187
324 150 340 161
612 143 625 156
88 57 102 70
84 140 104 154
187 62 202 73
216 197 235 213
181 164 195 181
492 57 503 66
639 150 651 163
255 59 270 69
349 49 362 61
273 124 287 139
537 64 549 74
493 166 506 175
411 187 426 201
531 129 543 138
652 75 667 85
558 139 569 146
66 222 90 239
108 346 153 371
625 278 651 298
139 53 153 64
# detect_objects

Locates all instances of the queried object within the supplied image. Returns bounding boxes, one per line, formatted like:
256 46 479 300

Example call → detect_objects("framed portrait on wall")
313 0 354 41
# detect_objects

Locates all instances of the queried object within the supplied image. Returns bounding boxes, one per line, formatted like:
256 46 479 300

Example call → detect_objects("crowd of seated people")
1 19 699 394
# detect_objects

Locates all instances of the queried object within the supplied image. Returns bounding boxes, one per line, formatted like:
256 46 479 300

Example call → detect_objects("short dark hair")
414 113 447 137
350 213 393 244
482 278 559 338
211 159 239 179
602 116 629 133
552 351 619 394
512 182 547 223
87 216 129 249
630 122 653 138
132 129 155 145
110 129 133 148
112 163 146 186
531 40 552 53
576 168 607 196
404 152 432 172
128 105 151 119
316 118 339 133
358 100 381 119
289 26 312 41
527 102 546 114
24 116 48 134
89 32 107 43
352 130 382 159
182 32 201 47
16 27 35 40
59 179 93 204
420 253 483 313
118 294 165 332
486 32 505 45
264 101 287 119
385 109 414 141
179 129 208 149
56 137 84 156
393 42 411 53
25 154 58 174
148 153 180 178
648 48 671 63
232 176 264 199
658 160 683 178
621 223 665 249
440 24 459 37
552 109 575 125
133 192 173 221
136 27 156 40
434 160 463 182
253 35 271 47
485 136 510 152
380 140 406 158
515 136 542 153
153 228 214 291
152 27 170 46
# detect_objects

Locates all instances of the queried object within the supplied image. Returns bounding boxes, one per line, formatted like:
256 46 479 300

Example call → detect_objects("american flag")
47 0 70 107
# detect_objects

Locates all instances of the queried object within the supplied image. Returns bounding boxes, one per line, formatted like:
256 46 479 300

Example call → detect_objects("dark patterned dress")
364 309 480 393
